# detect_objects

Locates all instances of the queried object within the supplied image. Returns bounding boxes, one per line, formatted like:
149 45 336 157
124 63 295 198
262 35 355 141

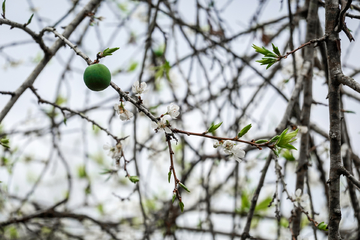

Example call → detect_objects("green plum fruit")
83 64 111 91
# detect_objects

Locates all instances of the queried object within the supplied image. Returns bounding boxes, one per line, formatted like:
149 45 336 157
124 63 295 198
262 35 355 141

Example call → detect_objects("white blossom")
120 109 134 121
152 117 172 134
297 126 308 134
114 103 133 121
230 144 246 162
213 141 222 148
114 103 122 114
132 81 147 96
103 142 122 159
223 140 234 154
166 103 180 119
222 140 245 162
293 188 309 208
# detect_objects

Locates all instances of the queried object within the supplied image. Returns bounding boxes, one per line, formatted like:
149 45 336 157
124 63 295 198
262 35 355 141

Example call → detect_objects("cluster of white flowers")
112 81 149 121
114 103 134 121
213 140 245 162
151 103 180 134
103 142 122 159
132 81 147 96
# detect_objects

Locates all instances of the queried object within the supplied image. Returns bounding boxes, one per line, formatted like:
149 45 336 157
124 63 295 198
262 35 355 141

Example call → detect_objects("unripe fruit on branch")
83 64 111 91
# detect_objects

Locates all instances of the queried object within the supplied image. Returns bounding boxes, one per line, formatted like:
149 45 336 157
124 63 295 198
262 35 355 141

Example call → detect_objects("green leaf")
152 61 172 81
276 129 298 150
255 139 268 144
269 135 279 143
101 47 120 57
55 95 67 105
85 184 91 195
163 61 171 81
238 124 252 138
280 217 289 228
283 128 298 142
178 182 190 192
277 128 288 142
252 44 267 55
317 222 328 231
255 197 272 212
272 43 281 57
129 176 139 183
97 203 105 215
282 143 297 150
266 61 276 69
117 3 128 12
77 165 87 179
256 57 278 69
172 193 176 203
127 61 138 72
154 67 164 80
168 170 172 183
154 44 165 57
92 125 100 135
253 44 279 69
179 201 184 212
208 122 223 133
255 58 275 65
252 44 277 58
273 148 280 157
240 191 250 212
26 13 34 25
1 137 10 148
63 118 67 126
99 168 113 175
2 0 5 17
282 149 295 161
343 110 355 114
8 226 18 239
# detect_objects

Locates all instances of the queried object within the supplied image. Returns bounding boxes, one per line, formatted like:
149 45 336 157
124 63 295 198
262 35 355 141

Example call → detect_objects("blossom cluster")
151 103 180 133
213 140 245 162
132 81 147 96
114 102 133 121
112 81 148 121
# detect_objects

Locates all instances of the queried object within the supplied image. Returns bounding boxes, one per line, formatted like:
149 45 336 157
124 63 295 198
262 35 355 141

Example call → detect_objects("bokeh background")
1 0 360 239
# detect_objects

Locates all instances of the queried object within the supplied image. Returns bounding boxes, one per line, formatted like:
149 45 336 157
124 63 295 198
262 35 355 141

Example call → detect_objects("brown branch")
337 0 354 41
241 153 273 240
42 27 93 65
339 166 360 190
325 0 344 238
292 0 318 236
337 73 360 93
0 0 102 123
0 91 15 97
0 18 50 54
29 86 121 142
171 128 274 150
275 61 311 133
280 34 328 60
0 209 119 239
